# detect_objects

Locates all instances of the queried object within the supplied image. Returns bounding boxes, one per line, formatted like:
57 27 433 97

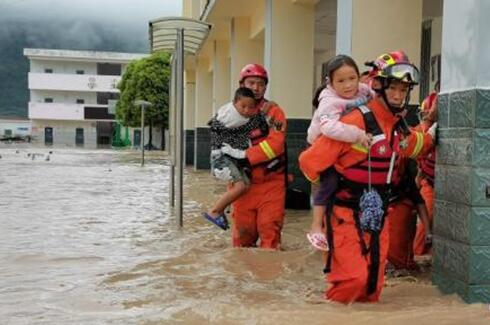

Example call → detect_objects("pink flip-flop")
306 232 329 251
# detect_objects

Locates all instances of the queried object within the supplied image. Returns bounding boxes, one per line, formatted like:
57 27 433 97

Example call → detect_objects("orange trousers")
231 178 285 249
325 205 389 304
414 179 434 255
387 198 418 270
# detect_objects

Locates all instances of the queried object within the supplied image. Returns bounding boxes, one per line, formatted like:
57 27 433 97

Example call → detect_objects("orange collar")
367 98 400 126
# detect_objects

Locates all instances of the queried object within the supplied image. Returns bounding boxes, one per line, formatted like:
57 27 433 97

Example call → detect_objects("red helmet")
239 63 268 84
367 50 419 85
420 92 437 112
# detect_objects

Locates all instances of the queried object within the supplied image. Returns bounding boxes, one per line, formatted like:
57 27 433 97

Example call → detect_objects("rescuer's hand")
220 143 246 159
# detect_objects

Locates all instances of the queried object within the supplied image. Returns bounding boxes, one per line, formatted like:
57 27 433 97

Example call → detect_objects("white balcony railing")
28 102 98 120
28 73 121 93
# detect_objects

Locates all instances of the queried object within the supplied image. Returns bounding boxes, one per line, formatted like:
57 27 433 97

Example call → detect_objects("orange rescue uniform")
413 120 436 255
231 100 287 249
299 98 433 303
387 158 426 270
387 198 418 270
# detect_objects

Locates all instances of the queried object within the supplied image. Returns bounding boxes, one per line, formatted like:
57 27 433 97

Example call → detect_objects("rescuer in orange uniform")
413 82 439 255
299 51 435 303
386 157 431 271
220 64 287 249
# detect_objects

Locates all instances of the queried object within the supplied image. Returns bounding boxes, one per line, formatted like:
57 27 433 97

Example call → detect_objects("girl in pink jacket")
306 55 373 251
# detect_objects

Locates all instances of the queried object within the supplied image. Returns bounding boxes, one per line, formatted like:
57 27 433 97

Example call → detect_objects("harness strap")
367 232 381 295
323 199 335 274
359 105 383 136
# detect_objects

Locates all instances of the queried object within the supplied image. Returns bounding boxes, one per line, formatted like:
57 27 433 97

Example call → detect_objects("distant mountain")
0 18 149 118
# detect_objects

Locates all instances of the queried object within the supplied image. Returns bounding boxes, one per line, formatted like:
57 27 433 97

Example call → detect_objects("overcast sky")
0 0 182 52
1 0 182 25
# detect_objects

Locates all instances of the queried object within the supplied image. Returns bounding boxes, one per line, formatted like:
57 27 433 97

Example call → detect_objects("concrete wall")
432 0 490 303
350 0 423 103
31 120 97 148
265 0 315 119
30 60 97 75
28 73 120 93
31 90 97 104
230 17 264 94
28 102 86 120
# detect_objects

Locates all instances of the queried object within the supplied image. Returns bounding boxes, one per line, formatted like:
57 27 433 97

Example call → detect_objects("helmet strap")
375 78 413 115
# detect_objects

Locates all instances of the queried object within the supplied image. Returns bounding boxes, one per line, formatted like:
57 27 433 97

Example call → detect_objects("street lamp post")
134 100 152 166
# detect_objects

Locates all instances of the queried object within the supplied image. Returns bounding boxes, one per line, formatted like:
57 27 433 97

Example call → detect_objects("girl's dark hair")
326 54 360 81
312 54 360 109
233 87 256 103
312 82 326 109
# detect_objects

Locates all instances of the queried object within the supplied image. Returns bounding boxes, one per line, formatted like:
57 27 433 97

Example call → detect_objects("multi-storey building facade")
24 48 148 148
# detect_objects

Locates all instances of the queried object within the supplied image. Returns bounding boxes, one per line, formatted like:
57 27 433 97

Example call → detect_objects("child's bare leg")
310 205 326 234
208 181 249 217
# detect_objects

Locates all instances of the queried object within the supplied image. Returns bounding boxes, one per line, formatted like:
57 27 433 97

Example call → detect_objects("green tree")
116 51 170 150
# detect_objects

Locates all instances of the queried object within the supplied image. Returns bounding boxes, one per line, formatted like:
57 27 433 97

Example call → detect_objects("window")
4 129 12 136
76 70 85 75
44 98 54 103
97 92 119 105
76 99 85 104
44 68 53 73
45 127 53 145
97 63 121 76
75 128 84 146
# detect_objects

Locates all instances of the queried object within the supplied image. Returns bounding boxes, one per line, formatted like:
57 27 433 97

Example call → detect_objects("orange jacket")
299 98 433 184
245 100 287 184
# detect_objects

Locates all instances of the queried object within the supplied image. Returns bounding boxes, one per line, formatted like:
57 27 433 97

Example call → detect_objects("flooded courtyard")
0 146 489 324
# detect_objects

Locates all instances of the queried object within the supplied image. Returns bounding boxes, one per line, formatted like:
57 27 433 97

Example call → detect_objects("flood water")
1 146 489 324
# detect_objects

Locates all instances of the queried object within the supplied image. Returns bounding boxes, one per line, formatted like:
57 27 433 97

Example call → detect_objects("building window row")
41 64 122 76
44 127 85 146
44 68 84 74
43 98 86 104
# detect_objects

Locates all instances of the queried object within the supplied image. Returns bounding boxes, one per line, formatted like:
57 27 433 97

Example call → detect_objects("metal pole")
176 28 184 227
141 104 145 167
169 55 176 207
134 100 151 167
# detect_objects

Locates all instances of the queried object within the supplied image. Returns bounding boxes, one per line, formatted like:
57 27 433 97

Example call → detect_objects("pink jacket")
307 83 374 144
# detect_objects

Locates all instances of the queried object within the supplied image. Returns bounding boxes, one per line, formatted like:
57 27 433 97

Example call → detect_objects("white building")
24 48 152 148
0 116 31 140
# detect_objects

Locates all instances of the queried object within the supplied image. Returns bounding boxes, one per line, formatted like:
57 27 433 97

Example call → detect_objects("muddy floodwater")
0 146 489 324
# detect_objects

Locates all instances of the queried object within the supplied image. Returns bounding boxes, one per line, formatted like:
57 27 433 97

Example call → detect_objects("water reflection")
0 147 488 324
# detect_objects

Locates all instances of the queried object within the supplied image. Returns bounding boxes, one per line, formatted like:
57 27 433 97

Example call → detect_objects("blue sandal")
203 212 229 230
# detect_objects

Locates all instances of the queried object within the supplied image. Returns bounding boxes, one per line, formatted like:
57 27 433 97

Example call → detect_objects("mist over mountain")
0 0 181 118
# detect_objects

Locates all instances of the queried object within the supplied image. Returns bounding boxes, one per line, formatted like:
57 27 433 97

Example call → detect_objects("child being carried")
203 87 269 230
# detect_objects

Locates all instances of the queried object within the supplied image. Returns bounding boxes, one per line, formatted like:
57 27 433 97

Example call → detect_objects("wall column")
432 0 490 303
212 40 231 112
194 57 213 169
264 0 315 195
338 0 423 101
184 70 196 165
230 17 263 96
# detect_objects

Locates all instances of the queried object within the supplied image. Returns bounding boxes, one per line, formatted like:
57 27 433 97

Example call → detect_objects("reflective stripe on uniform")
351 143 368 154
259 141 276 160
304 173 320 184
409 131 424 158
